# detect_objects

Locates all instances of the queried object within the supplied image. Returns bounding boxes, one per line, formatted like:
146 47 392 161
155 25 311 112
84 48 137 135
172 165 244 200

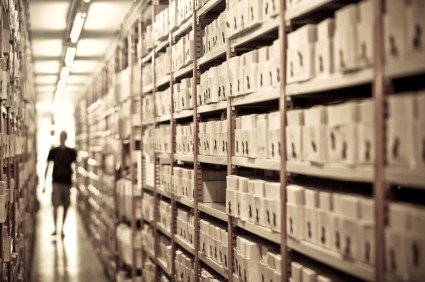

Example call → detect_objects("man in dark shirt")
43 131 77 238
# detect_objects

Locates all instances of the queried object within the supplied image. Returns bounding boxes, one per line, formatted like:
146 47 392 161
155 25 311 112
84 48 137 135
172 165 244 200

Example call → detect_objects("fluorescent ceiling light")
70 12 86 43
60 67 71 81
57 79 66 91
64 47 77 67
84 0 91 2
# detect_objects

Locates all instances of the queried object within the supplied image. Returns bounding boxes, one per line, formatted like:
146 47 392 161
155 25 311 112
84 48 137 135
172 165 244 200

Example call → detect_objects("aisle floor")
32 199 109 282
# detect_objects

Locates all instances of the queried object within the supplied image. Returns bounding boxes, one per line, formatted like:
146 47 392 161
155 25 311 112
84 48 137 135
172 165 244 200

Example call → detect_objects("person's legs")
51 183 61 235
61 185 71 238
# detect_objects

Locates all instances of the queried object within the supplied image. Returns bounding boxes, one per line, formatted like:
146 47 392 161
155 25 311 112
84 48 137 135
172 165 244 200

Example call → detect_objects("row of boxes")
153 4 172 41
386 202 425 281
176 208 195 247
143 94 155 123
172 31 195 72
227 0 280 38
176 123 194 155
234 235 282 282
174 77 194 112
158 235 172 273
155 50 172 81
142 193 154 222
201 11 226 57
158 199 172 233
387 91 425 169
199 219 228 269
142 259 156 282
385 0 425 62
116 224 142 268
286 99 374 165
235 112 281 159
175 249 195 282
287 184 375 265
144 125 172 154
291 261 340 282
155 88 172 117
198 41 280 106
200 268 222 282
117 179 142 220
286 1 373 84
0 134 26 159
226 175 281 232
199 119 228 157
141 224 155 255
142 63 154 87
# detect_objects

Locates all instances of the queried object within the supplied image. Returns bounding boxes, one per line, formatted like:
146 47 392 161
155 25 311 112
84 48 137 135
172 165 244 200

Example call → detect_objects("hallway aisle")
31 200 109 282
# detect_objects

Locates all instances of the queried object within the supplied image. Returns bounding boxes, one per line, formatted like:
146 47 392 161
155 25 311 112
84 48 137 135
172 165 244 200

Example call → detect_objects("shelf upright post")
169 29 177 279
373 0 386 280
193 0 202 278
279 0 289 280
225 1 235 280
127 32 138 282
0 104 4 281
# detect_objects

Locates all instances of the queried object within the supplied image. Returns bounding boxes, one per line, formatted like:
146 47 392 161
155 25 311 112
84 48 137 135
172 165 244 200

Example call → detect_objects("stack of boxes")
173 78 194 112
175 250 195 282
198 120 228 157
201 11 227 57
159 165 172 193
290 261 345 282
386 202 425 281
155 50 171 80
387 91 425 169
286 99 374 166
172 31 195 72
384 0 425 62
176 208 195 247
158 200 172 233
176 123 195 155
234 112 281 160
227 0 279 39
155 88 172 118
234 236 282 282
200 268 223 281
226 175 281 232
117 224 143 268
142 193 154 222
142 259 155 282
117 179 142 220
144 125 172 154
286 184 375 266
199 220 228 269
158 236 172 272
172 167 195 200
286 1 374 84
142 94 155 123
141 224 155 254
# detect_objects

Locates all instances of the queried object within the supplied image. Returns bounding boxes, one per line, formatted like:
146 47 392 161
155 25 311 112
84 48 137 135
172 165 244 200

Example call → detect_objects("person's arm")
44 148 54 193
43 161 52 193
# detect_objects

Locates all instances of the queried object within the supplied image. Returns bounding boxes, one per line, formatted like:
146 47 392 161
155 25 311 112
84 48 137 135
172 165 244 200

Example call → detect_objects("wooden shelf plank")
233 218 281 244
232 157 280 171
175 235 195 255
385 167 425 189
198 203 227 222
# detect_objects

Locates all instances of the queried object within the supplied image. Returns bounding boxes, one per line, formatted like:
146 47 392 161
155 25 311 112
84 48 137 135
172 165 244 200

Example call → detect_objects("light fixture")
64 47 77 67
84 0 91 2
60 67 71 81
57 79 66 91
70 12 86 43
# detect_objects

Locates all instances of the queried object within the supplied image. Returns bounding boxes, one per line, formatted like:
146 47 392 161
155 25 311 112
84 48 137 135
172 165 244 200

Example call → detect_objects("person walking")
43 131 77 238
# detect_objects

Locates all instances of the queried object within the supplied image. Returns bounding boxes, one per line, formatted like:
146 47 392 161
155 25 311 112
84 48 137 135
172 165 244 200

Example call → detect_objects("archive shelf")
156 188 171 199
175 235 195 255
234 218 281 245
173 18 193 40
287 238 375 282
198 44 227 67
285 0 337 21
174 109 194 120
156 75 171 89
286 68 373 96
155 39 169 53
175 196 195 209
157 114 172 123
156 224 172 238
232 157 280 172
198 203 227 222
196 0 225 17
158 258 172 276
197 155 228 166
385 167 425 190
174 153 195 163
198 101 227 114
230 17 280 49
287 161 374 183
174 64 194 80
232 88 280 106
198 252 228 279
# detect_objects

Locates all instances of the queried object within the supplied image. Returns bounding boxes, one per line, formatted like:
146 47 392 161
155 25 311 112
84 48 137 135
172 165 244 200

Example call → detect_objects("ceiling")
30 0 133 112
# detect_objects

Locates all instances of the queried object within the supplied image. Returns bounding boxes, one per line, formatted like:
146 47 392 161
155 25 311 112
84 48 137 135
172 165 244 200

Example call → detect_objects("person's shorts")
52 182 71 208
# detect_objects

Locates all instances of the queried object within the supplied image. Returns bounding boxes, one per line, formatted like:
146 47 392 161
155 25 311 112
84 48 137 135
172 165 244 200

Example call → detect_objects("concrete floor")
31 199 109 282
